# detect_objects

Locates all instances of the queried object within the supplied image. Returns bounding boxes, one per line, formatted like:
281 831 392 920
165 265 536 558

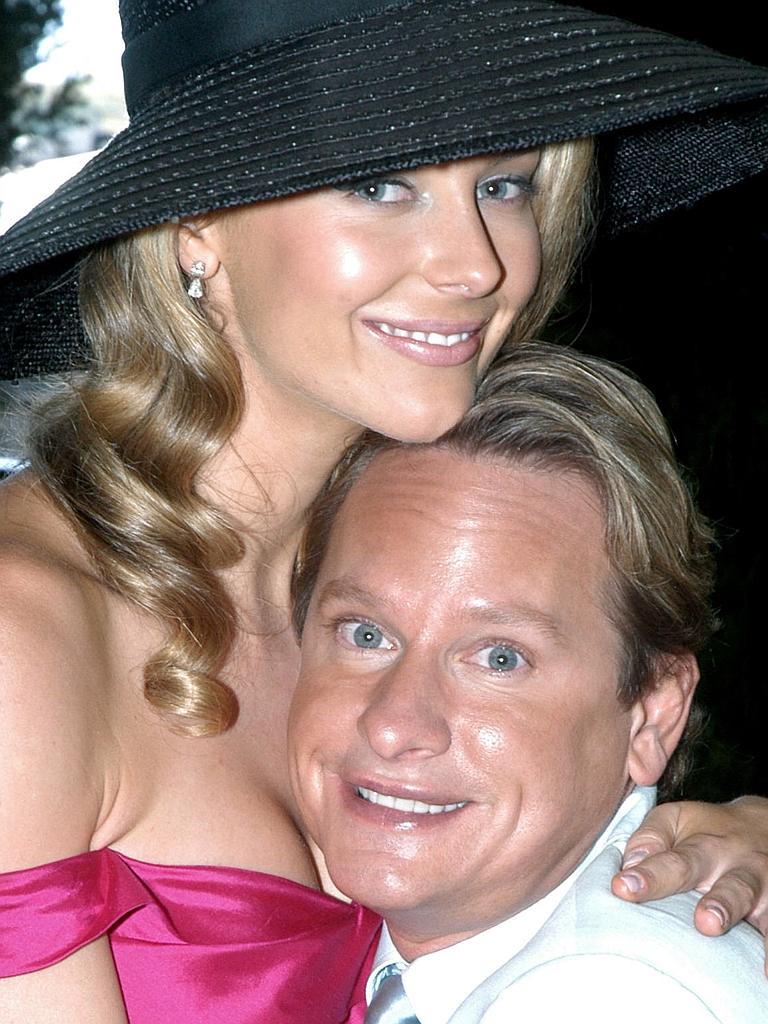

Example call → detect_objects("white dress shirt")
366 787 766 1024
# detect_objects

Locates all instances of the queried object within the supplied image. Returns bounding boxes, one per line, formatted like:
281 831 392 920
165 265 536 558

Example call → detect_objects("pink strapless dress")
0 849 381 1022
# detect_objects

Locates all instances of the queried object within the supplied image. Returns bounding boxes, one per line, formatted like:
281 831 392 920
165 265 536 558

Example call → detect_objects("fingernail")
621 849 650 870
619 872 643 893
703 903 728 930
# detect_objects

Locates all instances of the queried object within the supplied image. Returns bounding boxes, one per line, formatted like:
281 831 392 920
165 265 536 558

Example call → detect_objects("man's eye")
338 621 395 650
474 643 527 672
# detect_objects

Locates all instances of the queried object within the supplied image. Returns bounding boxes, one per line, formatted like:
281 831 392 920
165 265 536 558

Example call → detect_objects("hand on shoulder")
613 797 768 973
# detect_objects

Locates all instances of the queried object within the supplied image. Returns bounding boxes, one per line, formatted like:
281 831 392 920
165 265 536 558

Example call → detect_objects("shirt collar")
366 927 408 1003
366 786 656 1024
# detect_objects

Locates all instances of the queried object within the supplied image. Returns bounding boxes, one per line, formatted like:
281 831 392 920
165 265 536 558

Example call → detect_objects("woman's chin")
365 391 475 444
377 410 470 445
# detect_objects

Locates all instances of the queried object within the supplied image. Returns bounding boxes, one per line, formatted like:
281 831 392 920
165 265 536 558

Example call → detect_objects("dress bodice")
0 849 381 1022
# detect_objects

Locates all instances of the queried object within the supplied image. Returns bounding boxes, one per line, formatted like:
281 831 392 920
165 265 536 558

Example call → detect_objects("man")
288 343 766 1023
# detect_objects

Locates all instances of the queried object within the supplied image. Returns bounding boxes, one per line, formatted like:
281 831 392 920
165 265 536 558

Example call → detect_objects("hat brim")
2 0 767 376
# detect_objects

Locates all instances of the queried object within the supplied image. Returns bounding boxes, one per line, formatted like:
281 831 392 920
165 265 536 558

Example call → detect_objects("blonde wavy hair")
31 227 244 735
511 137 595 346
29 137 595 737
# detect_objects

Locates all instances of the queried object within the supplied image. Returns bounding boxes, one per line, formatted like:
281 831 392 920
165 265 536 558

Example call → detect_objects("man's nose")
419 195 504 298
358 653 452 762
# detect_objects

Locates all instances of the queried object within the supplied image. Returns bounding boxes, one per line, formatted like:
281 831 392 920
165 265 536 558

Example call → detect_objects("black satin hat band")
122 0 405 115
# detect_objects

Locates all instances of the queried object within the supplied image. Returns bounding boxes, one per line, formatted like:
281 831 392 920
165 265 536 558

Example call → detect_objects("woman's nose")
419 196 505 298
358 655 452 762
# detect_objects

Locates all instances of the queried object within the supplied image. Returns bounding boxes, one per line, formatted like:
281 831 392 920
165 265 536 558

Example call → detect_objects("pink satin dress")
0 849 381 1022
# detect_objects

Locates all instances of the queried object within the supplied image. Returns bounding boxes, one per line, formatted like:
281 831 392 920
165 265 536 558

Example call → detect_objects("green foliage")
11 73 91 160
0 0 65 169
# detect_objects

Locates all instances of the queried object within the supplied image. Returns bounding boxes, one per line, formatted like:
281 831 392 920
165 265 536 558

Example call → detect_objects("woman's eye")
476 176 535 202
345 179 412 203
338 620 395 650
473 643 527 672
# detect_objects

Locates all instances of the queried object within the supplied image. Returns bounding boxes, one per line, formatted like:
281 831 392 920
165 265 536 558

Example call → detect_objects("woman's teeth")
375 322 473 347
357 786 466 814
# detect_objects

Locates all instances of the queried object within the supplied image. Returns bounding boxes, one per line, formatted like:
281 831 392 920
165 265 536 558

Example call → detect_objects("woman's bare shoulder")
0 473 111 869
0 473 108 666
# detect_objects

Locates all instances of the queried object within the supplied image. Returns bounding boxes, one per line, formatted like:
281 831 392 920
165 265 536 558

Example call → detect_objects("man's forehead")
315 446 612 628
334 446 602 535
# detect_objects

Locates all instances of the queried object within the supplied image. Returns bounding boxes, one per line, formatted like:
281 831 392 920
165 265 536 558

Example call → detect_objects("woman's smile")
361 316 490 367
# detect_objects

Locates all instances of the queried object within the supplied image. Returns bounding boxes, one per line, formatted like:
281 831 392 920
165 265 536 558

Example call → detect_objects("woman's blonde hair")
31 226 244 735
29 137 595 737
510 136 596 346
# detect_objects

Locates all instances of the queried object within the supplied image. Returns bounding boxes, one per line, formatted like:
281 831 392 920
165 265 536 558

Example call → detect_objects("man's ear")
177 218 222 279
626 653 699 787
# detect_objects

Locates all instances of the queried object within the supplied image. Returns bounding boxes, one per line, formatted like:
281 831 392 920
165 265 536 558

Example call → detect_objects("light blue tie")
365 963 421 1024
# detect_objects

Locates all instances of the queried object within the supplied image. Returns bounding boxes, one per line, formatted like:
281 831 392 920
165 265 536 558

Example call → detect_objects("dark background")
549 5 767 799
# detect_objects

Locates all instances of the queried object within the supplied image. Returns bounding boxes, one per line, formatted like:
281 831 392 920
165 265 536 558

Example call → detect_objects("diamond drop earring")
187 260 206 299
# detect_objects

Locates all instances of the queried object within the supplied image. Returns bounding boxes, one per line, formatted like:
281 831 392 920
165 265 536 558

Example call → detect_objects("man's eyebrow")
462 604 565 641
313 577 385 610
314 579 565 639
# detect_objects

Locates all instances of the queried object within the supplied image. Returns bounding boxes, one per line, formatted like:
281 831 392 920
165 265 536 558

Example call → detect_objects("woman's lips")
362 318 488 367
373 321 474 347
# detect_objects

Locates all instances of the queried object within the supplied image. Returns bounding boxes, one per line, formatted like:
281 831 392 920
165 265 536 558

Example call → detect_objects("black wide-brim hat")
1 0 767 379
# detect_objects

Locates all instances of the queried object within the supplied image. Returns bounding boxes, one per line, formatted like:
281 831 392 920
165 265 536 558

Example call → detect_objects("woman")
0 2 767 1022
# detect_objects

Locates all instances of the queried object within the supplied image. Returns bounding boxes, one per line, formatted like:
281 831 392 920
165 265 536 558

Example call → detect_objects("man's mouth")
372 321 476 347
357 785 467 815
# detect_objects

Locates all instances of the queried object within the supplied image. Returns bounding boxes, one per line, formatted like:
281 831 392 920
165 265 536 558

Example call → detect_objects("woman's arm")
0 546 129 1021
613 798 768 971
0 946 129 1024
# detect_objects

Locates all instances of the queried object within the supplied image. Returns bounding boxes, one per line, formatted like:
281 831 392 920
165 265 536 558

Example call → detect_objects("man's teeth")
357 786 466 814
375 322 473 346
